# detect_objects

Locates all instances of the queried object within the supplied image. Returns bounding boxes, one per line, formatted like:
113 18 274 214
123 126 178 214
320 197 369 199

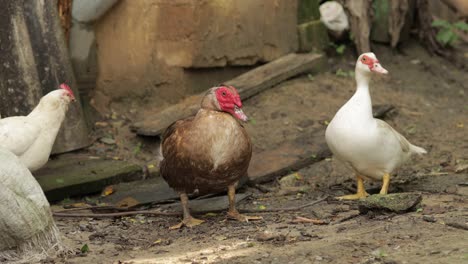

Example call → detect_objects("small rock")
100 137 116 145
279 172 304 188
358 193 422 214
256 231 285 242
256 231 276 241
422 215 436 223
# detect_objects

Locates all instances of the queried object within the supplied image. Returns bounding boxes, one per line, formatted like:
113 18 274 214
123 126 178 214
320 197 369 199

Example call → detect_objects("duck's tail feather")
410 144 427 155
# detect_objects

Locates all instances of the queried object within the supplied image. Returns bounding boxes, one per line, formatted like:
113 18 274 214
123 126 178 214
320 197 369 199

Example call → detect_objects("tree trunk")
0 0 90 154
416 0 448 56
344 0 373 54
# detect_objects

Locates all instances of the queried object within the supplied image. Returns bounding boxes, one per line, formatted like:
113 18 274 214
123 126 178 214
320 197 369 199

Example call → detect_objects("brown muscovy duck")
160 85 261 229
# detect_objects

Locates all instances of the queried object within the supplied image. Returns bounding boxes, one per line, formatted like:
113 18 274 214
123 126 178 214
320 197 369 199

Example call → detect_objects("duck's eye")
222 91 226 96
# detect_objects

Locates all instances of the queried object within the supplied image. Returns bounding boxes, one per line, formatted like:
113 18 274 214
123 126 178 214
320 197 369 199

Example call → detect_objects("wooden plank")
248 130 331 184
131 53 328 136
101 177 179 206
159 193 249 214
35 155 143 201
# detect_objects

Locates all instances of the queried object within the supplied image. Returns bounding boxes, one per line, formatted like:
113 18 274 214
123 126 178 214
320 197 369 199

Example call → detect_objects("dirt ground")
49 42 467 264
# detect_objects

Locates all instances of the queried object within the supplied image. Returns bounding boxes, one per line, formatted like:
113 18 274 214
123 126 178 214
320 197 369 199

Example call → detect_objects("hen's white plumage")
0 84 75 171
325 53 426 199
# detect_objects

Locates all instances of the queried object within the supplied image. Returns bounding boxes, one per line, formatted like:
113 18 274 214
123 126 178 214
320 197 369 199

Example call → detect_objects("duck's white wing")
0 117 41 156
376 119 410 153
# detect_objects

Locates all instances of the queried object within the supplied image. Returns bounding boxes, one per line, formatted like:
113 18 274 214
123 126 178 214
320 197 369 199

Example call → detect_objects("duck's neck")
349 70 373 118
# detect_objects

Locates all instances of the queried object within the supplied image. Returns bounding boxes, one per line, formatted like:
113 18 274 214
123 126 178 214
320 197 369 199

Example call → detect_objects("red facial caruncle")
360 54 388 74
60 83 76 101
214 85 248 122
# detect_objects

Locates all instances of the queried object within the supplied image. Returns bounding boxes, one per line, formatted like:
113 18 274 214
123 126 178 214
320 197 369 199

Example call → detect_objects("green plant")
431 20 468 47
335 68 354 78
329 42 346 55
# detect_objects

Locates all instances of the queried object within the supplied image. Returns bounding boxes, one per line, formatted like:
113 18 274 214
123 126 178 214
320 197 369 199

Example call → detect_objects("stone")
358 193 423 214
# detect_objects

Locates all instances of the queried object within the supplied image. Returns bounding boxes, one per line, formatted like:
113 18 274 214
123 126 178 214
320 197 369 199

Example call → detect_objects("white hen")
0 84 75 172
325 53 426 199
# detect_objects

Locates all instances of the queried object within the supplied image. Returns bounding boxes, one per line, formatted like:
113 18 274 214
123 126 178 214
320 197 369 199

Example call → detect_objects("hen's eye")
362 57 366 61
222 91 226 96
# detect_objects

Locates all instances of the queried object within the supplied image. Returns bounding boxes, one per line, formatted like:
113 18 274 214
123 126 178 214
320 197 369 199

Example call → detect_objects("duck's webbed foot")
169 192 205 229
227 209 263 222
227 183 263 222
170 216 205 230
336 175 369 200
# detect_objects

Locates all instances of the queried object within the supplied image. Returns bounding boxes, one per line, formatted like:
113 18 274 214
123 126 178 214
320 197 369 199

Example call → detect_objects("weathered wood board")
131 53 328 136
35 155 143 201
248 130 331 184
159 193 249 214
101 177 179 206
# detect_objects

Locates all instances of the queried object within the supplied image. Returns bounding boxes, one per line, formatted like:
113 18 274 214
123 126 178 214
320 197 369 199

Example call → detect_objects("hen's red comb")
60 83 75 100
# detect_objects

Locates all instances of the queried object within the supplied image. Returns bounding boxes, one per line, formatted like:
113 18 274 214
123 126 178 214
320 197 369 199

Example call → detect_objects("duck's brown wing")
160 116 197 192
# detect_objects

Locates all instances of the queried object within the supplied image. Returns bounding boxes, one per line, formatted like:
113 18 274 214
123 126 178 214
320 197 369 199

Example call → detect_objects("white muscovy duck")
325 53 427 199
0 83 75 172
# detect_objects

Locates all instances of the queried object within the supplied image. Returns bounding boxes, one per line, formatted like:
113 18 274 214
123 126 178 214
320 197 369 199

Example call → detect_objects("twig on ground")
240 196 328 213
333 212 361 224
53 210 181 218
53 196 328 218
53 205 120 213
291 216 329 225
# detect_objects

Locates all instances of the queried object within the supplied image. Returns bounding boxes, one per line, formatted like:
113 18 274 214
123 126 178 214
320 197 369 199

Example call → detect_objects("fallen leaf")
66 202 88 209
258 205 267 210
292 216 329 225
95 122 108 127
116 197 140 208
101 185 115 197
294 173 303 181
204 212 218 217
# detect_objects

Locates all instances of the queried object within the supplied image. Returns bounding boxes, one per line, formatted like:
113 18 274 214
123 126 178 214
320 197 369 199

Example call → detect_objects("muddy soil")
49 42 467 264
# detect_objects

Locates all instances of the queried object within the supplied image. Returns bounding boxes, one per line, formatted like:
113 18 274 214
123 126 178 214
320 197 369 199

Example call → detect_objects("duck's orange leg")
169 192 204 229
379 173 391 195
337 175 369 200
227 183 262 222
